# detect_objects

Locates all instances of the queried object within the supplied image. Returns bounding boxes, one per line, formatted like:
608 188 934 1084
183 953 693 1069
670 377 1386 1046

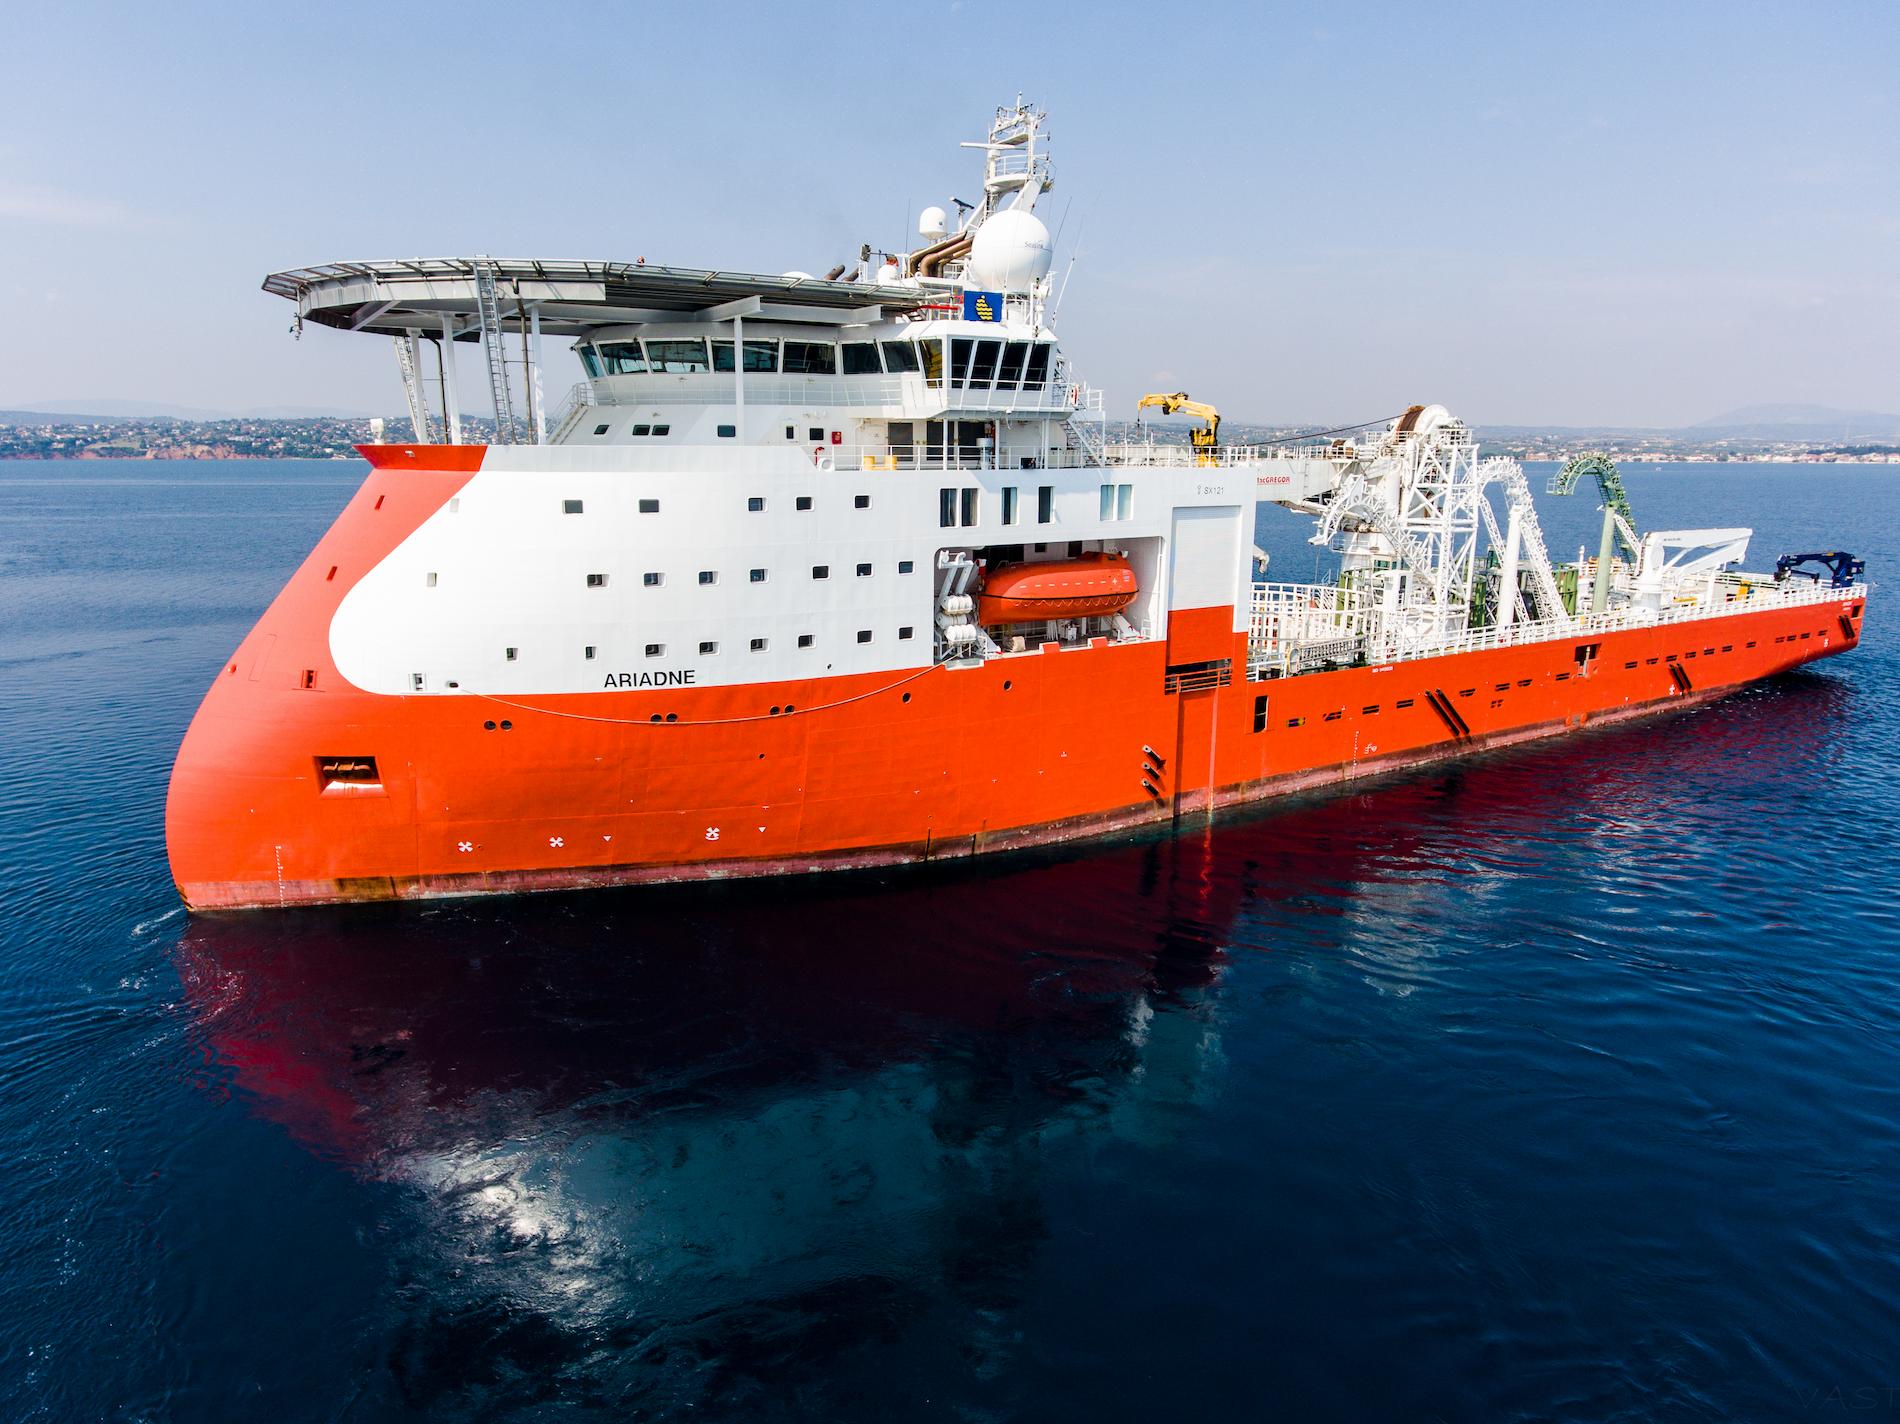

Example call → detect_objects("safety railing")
1247 573 1864 678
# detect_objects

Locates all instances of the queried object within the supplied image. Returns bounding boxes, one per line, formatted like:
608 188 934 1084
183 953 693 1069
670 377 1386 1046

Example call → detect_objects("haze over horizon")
4 0 1894 429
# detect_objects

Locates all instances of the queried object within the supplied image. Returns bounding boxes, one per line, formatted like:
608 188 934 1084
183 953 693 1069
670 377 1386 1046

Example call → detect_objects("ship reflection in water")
172 672 1871 1419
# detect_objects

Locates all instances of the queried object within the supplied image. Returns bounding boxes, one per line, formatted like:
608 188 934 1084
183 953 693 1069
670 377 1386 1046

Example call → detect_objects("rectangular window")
960 487 978 525
899 626 914 639
812 565 829 579
856 629 873 643
1323 709 1342 721
717 424 736 438
1396 698 1414 709
1116 484 1133 520
1253 695 1269 733
940 488 957 527
586 573 607 588
425 572 437 588
750 637 767 651
854 494 870 509
881 341 920 373
747 496 765 511
638 498 659 513
563 499 583 514
699 640 718 655
1022 343 1052 390
585 646 596 660
711 339 779 372
842 342 882 375
785 425 795 440
808 426 824 442
782 342 837 375
796 495 813 511
632 424 651 437
1002 486 1018 525
579 347 603 378
797 633 814 648
505 647 518 661
950 337 974 384
596 341 651 374
645 642 665 657
592 423 610 436
856 562 872 576
1099 484 1115 519
1286 716 1306 728
969 339 1002 385
920 340 945 387
1362 705 1380 715
898 559 914 574
698 570 717 585
642 572 662 587
644 339 709 373
996 341 1028 389
1037 485 1053 523
750 568 767 583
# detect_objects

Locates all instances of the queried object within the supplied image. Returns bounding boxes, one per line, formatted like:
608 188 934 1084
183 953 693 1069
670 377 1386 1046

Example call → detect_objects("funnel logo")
962 289 1003 322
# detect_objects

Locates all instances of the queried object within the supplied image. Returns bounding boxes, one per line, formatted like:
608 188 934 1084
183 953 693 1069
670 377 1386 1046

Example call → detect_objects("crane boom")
1135 391 1220 462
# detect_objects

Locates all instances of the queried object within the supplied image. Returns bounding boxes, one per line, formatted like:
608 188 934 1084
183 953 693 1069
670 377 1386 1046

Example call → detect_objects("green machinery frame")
1548 453 1639 613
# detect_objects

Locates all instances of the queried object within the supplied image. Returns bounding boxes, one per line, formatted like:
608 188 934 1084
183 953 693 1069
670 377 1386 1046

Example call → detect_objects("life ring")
812 447 834 472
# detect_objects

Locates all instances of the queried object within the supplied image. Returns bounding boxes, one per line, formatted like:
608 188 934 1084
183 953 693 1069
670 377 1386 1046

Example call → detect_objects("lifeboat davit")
975 551 1138 626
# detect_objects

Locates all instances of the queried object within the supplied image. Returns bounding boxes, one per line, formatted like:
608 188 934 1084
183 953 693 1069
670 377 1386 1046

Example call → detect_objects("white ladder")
390 333 434 444
473 262 518 444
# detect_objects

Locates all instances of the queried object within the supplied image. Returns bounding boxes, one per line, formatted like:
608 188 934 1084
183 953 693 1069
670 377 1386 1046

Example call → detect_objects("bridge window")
842 342 882 375
597 341 651 374
970 339 1002 385
950 337 974 384
921 340 945 387
997 342 1028 388
579 346 603 378
1022 343 1052 390
646 339 710 373
881 341 919 372
782 341 837 375
711 339 779 372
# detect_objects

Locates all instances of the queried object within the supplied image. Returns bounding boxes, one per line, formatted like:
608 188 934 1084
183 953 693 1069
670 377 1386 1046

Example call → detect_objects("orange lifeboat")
975 552 1138 626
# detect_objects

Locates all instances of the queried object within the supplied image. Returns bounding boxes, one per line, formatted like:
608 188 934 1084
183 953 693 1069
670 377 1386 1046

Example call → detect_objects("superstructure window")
1023 343 1051 390
842 342 882 375
1037 485 1053 523
643 572 663 587
717 424 736 438
796 496 813 511
698 570 717 585
638 498 660 513
563 498 584 514
797 633 814 648
747 496 765 511
782 342 837 375
812 565 830 579
749 568 767 582
881 341 919 372
1253 695 1269 733
898 559 914 574
854 494 870 509
699 640 718 655
997 342 1028 388
856 562 872 577
645 339 710 373
632 424 651 436
645 642 665 657
750 637 767 652
592 423 610 436
585 573 607 588
969 339 1002 385
940 488 957 527
1116 484 1133 520
597 342 652 374
960 488 978 525
857 630 873 643
1002 486 1019 525
711 339 779 372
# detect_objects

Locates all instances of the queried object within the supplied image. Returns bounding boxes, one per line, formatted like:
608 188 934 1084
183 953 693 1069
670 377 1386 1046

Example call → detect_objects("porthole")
483 719 497 730
665 712 678 722
499 720 512 730
902 692 912 704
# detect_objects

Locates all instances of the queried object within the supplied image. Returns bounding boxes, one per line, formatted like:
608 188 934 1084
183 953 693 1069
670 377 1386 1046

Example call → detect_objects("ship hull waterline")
165 453 1865 911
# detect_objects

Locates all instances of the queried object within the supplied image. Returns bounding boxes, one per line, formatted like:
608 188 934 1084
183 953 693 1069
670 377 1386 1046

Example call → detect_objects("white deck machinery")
1132 402 1815 679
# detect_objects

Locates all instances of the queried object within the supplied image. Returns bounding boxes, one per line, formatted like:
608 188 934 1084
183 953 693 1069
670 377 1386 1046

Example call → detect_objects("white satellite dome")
917 205 949 241
780 270 814 281
965 208 1053 294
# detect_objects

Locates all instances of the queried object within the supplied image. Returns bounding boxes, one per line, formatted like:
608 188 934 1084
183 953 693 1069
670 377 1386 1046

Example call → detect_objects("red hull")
165 453 1868 910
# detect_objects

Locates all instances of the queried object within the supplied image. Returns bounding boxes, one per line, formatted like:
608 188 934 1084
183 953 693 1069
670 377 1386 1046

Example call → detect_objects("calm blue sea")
2 458 1897 1422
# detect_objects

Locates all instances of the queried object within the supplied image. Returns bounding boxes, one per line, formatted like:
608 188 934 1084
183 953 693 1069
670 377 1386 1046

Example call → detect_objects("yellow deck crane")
1136 392 1221 465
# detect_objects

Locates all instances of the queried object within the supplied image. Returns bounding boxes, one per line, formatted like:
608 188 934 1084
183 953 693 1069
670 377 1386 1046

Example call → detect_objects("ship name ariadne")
160 97 1868 911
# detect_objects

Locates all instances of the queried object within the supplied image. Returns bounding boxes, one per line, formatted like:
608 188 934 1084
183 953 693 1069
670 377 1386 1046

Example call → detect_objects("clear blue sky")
3 0 1894 426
